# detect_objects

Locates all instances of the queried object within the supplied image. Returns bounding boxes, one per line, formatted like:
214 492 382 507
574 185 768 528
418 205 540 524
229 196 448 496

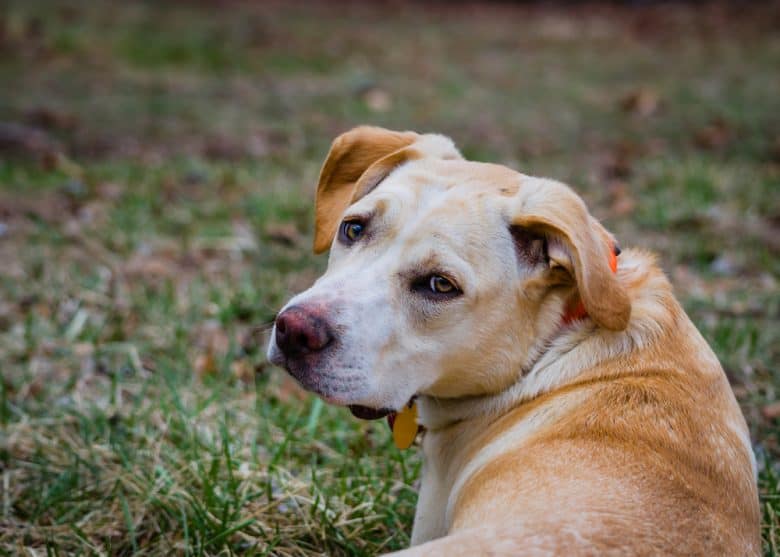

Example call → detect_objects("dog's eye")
429 275 455 294
411 274 461 299
339 220 365 244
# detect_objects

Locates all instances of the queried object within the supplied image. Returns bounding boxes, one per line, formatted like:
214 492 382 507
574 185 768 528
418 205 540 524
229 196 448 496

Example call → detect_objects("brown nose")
274 306 333 357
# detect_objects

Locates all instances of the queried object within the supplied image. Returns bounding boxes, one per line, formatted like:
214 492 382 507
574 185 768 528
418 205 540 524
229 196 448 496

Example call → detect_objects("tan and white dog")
267 126 760 556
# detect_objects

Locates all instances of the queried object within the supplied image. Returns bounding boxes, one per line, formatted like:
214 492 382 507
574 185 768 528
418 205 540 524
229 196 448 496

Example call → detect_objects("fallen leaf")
694 118 733 150
601 142 637 181
762 401 780 420
620 88 661 118
231 358 255 384
194 351 218 378
194 320 230 355
264 222 302 246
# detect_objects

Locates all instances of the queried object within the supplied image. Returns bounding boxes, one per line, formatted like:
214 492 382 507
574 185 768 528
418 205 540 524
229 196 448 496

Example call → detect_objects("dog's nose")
274 306 333 357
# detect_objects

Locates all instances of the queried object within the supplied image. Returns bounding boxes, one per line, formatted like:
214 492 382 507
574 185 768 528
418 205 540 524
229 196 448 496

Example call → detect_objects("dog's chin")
278 361 378 410
268 352 401 420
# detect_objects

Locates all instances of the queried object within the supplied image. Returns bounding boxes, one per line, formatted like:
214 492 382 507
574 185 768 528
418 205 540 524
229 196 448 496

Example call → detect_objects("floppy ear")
313 126 418 253
511 179 631 331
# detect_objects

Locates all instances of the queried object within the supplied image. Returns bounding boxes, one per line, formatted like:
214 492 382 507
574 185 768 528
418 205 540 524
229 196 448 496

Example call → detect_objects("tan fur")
269 127 760 556
402 251 759 556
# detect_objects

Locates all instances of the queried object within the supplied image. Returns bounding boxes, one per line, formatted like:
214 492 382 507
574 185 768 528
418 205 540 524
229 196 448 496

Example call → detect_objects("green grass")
1 1 778 555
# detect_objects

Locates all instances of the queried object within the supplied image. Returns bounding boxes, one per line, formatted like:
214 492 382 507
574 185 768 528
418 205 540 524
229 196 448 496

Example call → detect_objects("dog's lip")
348 405 394 420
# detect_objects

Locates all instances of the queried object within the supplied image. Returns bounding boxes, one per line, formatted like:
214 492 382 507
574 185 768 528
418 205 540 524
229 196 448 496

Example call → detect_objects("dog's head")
267 126 630 417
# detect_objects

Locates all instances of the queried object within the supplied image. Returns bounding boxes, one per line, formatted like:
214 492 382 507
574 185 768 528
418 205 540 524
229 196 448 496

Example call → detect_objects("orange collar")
561 244 620 325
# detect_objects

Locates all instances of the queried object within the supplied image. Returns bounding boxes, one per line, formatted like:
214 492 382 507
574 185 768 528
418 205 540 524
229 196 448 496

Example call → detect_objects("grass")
1 1 778 555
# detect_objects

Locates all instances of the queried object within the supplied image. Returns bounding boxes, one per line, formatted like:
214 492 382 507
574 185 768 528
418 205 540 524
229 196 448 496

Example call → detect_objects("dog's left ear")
510 179 631 331
313 126 418 253
313 126 461 253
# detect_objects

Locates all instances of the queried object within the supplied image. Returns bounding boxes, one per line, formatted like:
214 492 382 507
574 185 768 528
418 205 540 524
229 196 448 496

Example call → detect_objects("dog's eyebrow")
411 252 442 271
399 248 473 285
345 197 391 219
342 200 391 227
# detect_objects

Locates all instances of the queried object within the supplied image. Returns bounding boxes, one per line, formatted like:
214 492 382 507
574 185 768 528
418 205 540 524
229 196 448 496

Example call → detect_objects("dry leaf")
264 222 302 246
194 351 218 378
231 358 255 384
694 118 733 150
602 143 636 181
193 320 231 378
762 401 780 420
620 88 661 118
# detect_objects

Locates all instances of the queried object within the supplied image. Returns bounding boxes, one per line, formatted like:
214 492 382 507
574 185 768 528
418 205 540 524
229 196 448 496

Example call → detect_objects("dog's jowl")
268 126 760 556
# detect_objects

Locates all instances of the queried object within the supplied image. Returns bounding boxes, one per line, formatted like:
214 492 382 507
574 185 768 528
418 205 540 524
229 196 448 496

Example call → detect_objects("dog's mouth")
348 405 393 420
349 396 418 435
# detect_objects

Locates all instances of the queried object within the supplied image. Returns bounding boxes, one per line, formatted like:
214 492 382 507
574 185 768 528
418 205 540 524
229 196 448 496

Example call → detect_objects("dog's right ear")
313 126 419 253
509 179 631 331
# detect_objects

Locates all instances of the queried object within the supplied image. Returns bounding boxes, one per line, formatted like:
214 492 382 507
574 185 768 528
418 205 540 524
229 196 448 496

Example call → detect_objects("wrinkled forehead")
350 158 521 224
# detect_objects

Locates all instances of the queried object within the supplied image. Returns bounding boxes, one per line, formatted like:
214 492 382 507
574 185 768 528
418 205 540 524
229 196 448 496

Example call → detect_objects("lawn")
1 1 778 555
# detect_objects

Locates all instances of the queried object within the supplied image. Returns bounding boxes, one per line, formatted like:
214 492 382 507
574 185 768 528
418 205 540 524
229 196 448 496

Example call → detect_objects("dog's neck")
417 320 594 431
417 249 665 432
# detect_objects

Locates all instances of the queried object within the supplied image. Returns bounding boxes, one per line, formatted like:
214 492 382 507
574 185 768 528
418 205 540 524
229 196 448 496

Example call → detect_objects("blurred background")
1 1 778 555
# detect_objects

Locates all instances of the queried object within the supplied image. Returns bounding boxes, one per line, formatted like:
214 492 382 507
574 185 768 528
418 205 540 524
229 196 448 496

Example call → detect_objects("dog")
267 126 760 555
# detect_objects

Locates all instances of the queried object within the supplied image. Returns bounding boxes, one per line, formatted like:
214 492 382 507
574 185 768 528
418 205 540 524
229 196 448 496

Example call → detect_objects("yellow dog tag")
392 401 419 450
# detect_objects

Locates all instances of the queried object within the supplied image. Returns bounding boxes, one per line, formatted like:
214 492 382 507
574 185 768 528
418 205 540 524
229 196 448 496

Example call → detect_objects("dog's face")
267 127 630 416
